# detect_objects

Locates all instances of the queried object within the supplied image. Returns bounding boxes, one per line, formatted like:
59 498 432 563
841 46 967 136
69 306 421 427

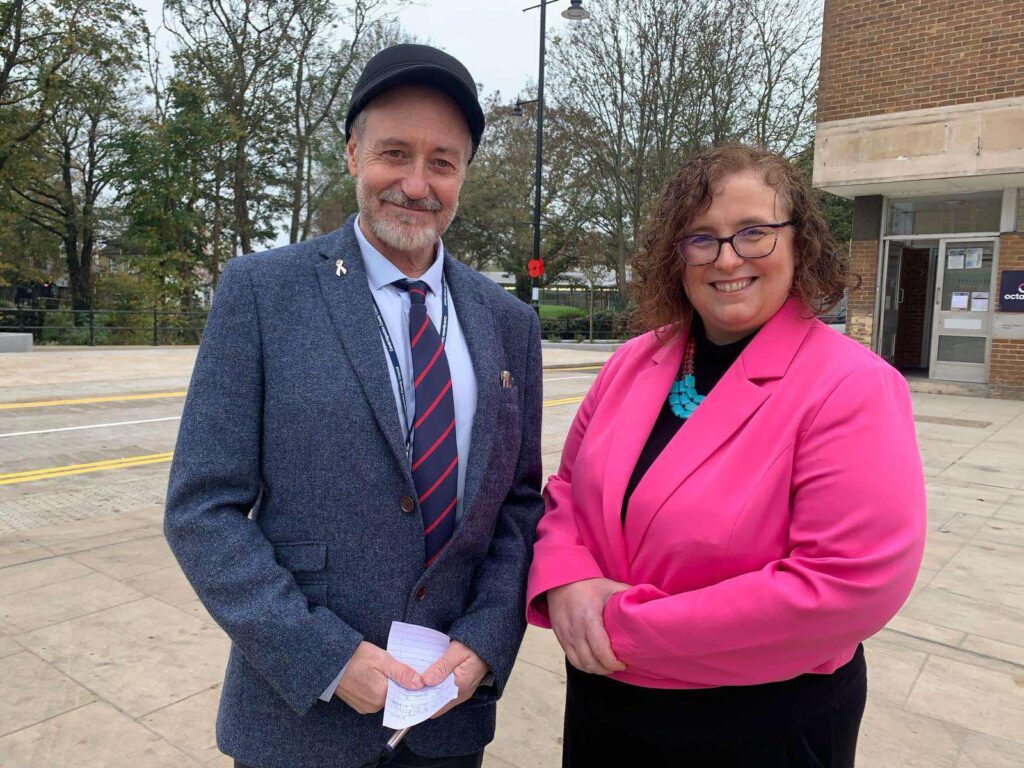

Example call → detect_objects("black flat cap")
345 44 485 161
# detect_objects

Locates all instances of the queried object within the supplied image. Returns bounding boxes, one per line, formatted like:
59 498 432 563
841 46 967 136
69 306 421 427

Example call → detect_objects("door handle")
897 287 905 306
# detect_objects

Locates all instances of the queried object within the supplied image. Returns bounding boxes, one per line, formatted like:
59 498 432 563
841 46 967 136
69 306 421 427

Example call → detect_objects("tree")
0 0 77 172
548 0 822 295
6 0 144 312
163 0 300 256
442 94 588 300
283 0 400 243
115 77 235 310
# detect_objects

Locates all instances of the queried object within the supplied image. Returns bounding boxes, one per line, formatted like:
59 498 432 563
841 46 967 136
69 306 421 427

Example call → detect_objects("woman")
526 144 926 766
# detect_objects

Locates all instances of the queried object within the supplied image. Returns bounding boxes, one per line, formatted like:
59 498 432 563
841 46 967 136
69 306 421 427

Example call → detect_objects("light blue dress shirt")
320 216 478 702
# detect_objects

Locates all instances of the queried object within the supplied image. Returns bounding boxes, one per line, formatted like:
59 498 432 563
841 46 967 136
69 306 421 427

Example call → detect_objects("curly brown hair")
631 143 854 337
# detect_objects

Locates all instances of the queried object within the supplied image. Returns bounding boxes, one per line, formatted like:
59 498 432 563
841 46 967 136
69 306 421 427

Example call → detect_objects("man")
165 44 544 768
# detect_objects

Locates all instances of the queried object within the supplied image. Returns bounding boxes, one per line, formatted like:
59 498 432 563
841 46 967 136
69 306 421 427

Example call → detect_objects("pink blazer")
526 298 926 689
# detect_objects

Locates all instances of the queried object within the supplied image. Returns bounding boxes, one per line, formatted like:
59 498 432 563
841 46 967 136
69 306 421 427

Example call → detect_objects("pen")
385 727 409 752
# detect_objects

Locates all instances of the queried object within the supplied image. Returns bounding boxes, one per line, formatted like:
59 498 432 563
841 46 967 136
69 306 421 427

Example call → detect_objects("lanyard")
370 279 449 457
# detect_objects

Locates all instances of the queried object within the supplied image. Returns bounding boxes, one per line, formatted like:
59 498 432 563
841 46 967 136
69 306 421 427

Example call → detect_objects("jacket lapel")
621 297 815 562
442 258 498 523
313 218 412 483
598 335 684 582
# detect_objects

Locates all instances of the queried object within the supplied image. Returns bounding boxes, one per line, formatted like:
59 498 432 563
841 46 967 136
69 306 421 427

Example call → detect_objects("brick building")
813 0 1024 398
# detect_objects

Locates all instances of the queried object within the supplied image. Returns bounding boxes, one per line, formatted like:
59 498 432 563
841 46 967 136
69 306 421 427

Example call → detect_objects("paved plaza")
0 345 1022 767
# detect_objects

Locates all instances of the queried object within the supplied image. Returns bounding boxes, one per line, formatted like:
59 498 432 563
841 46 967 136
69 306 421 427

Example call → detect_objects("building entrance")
879 237 998 384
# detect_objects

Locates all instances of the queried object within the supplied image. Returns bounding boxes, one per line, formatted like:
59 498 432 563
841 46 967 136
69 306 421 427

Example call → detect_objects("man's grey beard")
356 178 458 254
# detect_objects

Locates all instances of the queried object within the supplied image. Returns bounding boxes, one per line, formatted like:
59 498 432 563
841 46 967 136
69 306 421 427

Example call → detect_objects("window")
886 192 1002 236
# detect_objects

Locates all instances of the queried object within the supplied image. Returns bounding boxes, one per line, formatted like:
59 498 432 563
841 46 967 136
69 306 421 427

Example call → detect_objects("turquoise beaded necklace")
667 335 703 419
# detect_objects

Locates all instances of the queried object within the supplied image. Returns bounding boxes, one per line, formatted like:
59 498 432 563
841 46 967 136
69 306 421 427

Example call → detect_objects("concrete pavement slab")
0 701 201 767
906 655 1024 742
486 657 565 768
16 597 229 718
957 732 1024 768
140 685 224 765
69 534 179 581
862 636 929 705
0 556 93 597
0 570 143 634
857 697 963 768
0 652 95 736
0 636 22 658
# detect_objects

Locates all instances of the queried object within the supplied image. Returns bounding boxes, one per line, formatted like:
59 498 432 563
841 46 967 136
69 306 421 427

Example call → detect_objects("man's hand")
547 578 629 675
334 641 424 714
421 640 490 719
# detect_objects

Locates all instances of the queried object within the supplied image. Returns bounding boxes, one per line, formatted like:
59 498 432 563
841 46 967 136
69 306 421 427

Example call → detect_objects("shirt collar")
354 214 445 295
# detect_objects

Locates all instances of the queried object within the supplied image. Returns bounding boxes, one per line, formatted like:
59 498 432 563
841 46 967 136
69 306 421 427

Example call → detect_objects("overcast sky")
136 0 582 103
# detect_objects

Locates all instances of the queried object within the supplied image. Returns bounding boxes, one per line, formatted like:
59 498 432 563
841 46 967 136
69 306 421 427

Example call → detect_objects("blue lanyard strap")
369 279 449 457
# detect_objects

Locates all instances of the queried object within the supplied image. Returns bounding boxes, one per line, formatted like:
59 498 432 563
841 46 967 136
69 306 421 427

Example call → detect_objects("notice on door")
947 249 966 270
970 292 990 312
951 291 970 310
965 248 983 269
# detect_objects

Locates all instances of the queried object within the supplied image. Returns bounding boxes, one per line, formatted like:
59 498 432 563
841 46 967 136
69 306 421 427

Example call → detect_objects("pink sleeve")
525 355 618 627
603 362 926 685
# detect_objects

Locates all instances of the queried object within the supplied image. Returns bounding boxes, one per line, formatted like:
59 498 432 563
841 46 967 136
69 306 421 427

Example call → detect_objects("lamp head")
562 0 591 20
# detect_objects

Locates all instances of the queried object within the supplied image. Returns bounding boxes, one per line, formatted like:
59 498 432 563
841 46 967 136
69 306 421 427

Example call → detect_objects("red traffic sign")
527 258 544 278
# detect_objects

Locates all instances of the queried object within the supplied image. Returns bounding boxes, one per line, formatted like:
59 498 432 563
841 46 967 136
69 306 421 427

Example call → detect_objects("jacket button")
414 587 427 602
400 495 416 513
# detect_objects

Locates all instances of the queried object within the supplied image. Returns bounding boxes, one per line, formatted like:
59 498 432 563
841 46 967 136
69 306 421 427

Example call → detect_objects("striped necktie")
394 279 458 567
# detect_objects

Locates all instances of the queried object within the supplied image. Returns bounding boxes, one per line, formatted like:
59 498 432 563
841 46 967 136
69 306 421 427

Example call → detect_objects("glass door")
930 239 997 383
879 241 903 361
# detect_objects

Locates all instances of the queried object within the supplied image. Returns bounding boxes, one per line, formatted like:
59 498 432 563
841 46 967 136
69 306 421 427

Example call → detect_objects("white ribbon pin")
336 259 347 277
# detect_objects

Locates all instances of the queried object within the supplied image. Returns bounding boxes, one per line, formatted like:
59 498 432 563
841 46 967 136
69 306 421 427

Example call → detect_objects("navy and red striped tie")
394 279 458 567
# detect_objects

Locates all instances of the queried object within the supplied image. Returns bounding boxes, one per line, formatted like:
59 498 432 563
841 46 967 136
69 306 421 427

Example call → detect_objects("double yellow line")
0 452 175 486
0 396 585 486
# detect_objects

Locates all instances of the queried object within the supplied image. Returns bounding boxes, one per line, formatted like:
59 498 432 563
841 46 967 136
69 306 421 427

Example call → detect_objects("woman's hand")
547 578 630 675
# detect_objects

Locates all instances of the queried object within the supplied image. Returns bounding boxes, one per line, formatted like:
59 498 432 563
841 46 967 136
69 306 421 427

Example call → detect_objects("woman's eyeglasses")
676 221 794 266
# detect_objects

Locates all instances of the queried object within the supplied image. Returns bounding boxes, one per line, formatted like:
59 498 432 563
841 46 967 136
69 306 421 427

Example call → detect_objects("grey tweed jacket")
164 216 544 768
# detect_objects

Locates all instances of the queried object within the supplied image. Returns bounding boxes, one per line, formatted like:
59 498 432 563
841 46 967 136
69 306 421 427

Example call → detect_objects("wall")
992 233 1024 398
818 0 1024 123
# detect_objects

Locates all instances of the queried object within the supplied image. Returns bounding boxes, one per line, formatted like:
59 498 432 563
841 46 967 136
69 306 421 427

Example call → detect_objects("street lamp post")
518 0 590 315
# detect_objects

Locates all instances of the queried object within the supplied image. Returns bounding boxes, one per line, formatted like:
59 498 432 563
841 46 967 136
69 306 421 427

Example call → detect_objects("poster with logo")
1001 271 1024 312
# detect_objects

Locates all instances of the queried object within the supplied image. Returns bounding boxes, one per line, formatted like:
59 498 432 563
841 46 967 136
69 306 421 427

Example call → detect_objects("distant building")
813 0 1024 398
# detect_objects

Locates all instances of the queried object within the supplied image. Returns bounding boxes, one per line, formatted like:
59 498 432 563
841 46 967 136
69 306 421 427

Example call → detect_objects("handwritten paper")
383 622 458 729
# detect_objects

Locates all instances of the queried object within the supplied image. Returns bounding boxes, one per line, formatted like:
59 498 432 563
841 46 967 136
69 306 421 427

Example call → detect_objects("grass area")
538 304 586 319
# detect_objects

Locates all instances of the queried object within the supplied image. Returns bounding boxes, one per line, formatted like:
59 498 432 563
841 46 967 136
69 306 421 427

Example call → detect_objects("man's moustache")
378 190 442 212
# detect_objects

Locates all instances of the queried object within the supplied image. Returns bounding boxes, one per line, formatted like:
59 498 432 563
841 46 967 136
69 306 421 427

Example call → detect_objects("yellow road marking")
0 391 187 410
0 452 174 485
543 396 585 407
1 396 586 486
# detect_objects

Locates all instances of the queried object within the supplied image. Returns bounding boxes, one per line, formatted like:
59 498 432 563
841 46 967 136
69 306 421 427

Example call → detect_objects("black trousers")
563 647 867 767
235 742 484 768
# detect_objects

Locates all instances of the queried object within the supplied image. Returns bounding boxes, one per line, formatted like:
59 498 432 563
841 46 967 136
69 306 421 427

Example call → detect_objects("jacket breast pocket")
273 541 329 605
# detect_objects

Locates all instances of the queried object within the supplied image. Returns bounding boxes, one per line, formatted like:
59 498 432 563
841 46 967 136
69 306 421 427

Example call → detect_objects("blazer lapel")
314 219 412 483
598 335 684 582
442 258 498 523
622 297 814 561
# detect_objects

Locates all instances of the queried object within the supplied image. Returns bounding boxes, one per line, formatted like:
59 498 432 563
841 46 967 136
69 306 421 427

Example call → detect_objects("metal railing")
0 307 209 346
